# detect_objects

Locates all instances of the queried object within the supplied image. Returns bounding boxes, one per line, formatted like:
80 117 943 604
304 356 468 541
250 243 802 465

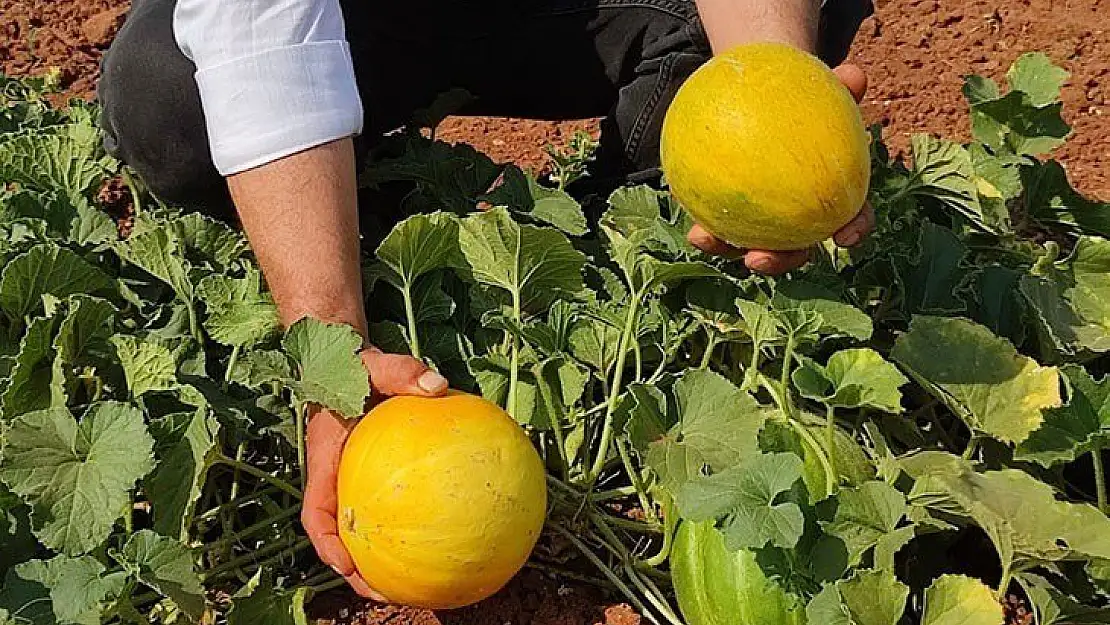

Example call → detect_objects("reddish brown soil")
308 569 641 625
0 0 1103 623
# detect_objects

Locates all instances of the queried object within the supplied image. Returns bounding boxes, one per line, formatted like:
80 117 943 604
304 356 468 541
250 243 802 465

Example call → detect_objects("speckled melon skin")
337 391 547 609
660 42 871 251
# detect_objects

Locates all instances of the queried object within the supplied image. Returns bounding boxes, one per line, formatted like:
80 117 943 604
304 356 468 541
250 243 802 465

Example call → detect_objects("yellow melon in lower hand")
336 391 547 609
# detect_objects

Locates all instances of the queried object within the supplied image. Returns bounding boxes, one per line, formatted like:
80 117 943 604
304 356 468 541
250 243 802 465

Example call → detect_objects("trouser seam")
624 50 679 163
535 0 698 23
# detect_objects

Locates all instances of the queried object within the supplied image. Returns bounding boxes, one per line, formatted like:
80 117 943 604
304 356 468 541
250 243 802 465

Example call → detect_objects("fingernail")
418 370 449 393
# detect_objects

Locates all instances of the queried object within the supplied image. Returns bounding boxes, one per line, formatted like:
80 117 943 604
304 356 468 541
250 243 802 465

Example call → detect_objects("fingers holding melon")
662 43 872 258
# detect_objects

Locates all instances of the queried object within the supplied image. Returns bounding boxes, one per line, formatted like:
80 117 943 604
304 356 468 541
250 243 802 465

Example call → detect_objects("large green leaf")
891 316 1060 444
146 408 219 540
822 481 908 568
115 226 194 304
896 222 970 315
1 314 64 419
110 334 180 398
603 185 694 257
677 452 805 550
113 530 206 620
0 403 154 555
0 555 127 625
483 167 589 236
532 356 589 431
0 244 113 321
792 349 907 412
375 211 462 285
1016 572 1110 625
458 207 585 311
641 369 769 491
360 135 502 215
905 452 1110 563
282 318 369 418
52 295 115 365
965 53 1071 157
196 269 281 348
226 572 310 625
921 575 1004 625
0 129 114 201
1022 160 1110 238
1007 52 1070 107
172 213 248 271
806 569 909 625
905 136 989 232
671 521 805 625
1015 365 1109 467
1065 237 1110 347
772 280 872 341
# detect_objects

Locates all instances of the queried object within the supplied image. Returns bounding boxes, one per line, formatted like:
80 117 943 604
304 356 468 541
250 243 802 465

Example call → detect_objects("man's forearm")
694 0 820 54
228 138 368 339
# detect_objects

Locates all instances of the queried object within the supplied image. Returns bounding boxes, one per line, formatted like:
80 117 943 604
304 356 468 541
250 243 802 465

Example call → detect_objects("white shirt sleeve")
172 0 364 175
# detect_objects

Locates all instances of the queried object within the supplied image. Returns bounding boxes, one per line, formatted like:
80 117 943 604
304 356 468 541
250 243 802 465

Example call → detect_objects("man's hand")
301 348 450 600
686 63 874 275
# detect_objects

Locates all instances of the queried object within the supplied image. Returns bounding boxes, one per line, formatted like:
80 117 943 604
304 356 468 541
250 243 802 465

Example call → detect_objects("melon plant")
1 52 1109 625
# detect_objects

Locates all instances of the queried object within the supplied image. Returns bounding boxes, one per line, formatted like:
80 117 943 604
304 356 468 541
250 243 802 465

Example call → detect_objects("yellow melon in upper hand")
336 391 547 609
660 42 871 251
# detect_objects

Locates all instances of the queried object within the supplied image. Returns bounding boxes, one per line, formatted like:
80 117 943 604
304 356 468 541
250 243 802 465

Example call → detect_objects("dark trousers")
98 0 873 230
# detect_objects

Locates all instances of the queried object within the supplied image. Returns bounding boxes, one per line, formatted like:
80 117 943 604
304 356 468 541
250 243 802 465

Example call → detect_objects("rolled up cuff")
193 40 364 175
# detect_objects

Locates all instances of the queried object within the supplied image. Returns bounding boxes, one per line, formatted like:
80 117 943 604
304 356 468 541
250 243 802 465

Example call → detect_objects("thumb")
361 348 450 398
834 63 868 103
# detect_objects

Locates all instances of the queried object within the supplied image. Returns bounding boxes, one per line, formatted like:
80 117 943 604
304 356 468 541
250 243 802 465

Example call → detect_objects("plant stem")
615 438 657 523
311 577 349 595
229 441 247 503
402 281 422 360
203 505 301 553
789 419 837 499
962 435 980 461
122 167 144 216
203 536 312 582
825 404 838 477
507 288 522 419
589 296 641 482
551 524 656 624
295 402 307 487
699 333 719 370
589 485 639 501
623 563 684 625
123 495 134 534
642 521 673 567
741 341 762 392
194 485 282 523
223 344 241 390
924 404 959 451
525 561 614 588
779 334 796 417
537 368 571 481
211 454 302 500
600 514 664 534
1093 450 1108 514
996 561 1013 601
634 338 643 381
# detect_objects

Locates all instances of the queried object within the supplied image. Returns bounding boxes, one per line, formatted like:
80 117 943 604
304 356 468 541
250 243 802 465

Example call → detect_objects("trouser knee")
97 0 233 219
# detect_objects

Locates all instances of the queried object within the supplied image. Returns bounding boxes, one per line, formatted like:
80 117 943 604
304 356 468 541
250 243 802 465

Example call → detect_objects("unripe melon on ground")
660 42 871 251
336 391 547 609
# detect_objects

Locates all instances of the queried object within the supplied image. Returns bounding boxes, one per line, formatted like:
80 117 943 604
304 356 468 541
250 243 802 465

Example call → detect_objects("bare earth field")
1 0 1105 623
